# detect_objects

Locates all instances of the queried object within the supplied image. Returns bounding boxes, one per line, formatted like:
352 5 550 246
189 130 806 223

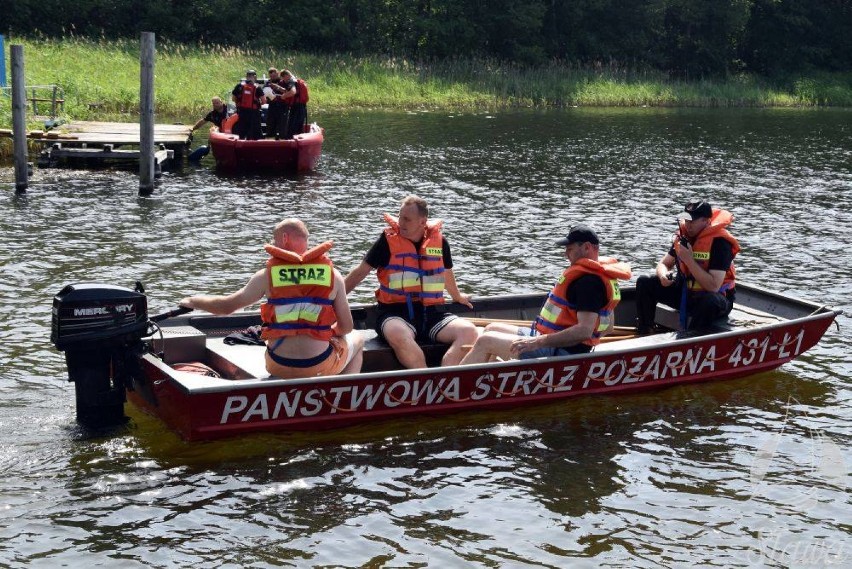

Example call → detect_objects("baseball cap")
678 201 712 220
246 69 257 76
555 225 600 247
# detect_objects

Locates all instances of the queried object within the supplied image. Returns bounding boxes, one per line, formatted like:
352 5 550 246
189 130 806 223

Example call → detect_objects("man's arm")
179 269 266 315
330 270 354 336
674 241 725 292
191 117 207 130
655 252 678 287
278 85 296 102
344 261 373 294
444 269 473 308
509 311 597 357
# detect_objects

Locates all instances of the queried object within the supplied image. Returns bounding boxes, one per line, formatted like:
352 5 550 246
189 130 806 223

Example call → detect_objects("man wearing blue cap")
635 200 740 333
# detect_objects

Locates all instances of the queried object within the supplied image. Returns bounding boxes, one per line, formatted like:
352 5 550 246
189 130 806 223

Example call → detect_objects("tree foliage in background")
3 0 850 77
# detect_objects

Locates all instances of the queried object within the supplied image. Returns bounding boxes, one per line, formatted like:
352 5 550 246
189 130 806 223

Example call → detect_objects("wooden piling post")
0 34 7 88
139 32 155 196
11 44 28 193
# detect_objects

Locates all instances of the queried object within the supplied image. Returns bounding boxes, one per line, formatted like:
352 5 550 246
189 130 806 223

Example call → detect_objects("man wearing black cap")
231 69 264 140
635 201 740 333
460 225 631 365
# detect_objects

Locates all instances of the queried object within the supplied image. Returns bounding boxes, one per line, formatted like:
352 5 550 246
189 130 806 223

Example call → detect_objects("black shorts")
375 303 458 343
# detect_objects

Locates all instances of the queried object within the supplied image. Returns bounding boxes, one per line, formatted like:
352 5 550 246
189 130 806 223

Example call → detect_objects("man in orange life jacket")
264 67 294 140
230 69 264 140
179 219 364 378
344 195 478 369
460 225 631 365
281 69 306 140
635 201 740 333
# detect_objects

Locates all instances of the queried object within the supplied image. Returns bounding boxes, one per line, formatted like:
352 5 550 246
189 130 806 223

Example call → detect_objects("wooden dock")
1 120 194 174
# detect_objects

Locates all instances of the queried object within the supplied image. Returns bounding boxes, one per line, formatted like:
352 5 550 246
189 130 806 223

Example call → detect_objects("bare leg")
340 332 365 374
484 323 524 334
436 318 480 366
382 318 427 369
459 330 519 365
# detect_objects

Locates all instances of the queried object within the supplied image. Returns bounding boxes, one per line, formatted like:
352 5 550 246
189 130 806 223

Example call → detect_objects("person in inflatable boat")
461 225 632 364
180 219 364 378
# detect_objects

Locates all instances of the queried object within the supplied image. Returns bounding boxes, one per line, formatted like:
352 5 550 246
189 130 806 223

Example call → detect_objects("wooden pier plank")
13 120 194 148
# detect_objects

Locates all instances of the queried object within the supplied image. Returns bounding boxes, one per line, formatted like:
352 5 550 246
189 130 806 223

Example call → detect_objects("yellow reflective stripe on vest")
274 302 322 323
540 300 562 324
610 279 621 301
270 264 332 287
421 274 445 292
388 270 422 290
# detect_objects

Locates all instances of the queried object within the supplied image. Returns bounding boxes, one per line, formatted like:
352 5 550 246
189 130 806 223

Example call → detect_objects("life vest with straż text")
677 208 739 294
375 214 445 307
260 241 337 341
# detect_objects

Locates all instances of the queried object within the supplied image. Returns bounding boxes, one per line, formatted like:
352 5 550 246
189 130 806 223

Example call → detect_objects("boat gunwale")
144 305 839 397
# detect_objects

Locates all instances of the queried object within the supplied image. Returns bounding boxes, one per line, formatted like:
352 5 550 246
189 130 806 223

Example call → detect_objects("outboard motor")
51 283 149 427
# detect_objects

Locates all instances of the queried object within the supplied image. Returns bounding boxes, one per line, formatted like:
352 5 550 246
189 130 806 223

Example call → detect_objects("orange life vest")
238 81 261 110
534 257 632 346
260 241 337 341
293 78 309 104
375 213 446 307
677 208 740 294
221 113 238 133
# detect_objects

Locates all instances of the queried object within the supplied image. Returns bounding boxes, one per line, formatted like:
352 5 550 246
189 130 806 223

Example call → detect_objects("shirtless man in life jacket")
180 219 364 378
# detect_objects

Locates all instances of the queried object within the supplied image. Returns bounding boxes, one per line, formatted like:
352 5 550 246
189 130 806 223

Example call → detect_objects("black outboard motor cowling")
51 284 149 427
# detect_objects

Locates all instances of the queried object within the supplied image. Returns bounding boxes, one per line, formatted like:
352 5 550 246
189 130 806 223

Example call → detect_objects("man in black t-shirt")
231 69 264 140
191 97 230 131
461 225 628 365
263 68 294 139
281 70 306 139
344 195 478 369
635 200 739 333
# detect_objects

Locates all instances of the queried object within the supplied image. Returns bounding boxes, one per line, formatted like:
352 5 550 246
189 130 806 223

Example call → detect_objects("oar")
150 306 193 323
463 317 532 328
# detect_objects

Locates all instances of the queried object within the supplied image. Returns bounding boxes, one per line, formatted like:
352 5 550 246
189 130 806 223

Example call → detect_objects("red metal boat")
50 283 839 441
208 122 324 173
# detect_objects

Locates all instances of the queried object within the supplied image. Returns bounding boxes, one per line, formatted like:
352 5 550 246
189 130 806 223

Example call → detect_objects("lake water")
1 108 850 567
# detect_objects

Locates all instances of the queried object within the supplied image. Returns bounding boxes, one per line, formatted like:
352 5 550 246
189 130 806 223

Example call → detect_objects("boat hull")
208 123 323 173
128 285 838 441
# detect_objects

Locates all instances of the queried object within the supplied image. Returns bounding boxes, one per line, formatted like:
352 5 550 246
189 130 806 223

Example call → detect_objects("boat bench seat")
653 301 784 334
163 327 448 380
359 329 450 373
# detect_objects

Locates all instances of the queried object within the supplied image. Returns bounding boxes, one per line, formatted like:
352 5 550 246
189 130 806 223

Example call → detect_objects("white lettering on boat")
220 376 462 423
216 330 807 424
582 345 717 388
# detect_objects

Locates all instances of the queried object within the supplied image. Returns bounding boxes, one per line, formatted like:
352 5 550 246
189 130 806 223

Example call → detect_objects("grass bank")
2 36 851 130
